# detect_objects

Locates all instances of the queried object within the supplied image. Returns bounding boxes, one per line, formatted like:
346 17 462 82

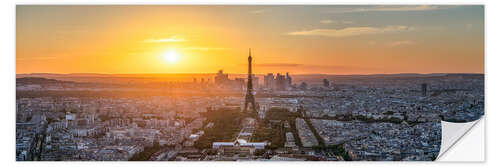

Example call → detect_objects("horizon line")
16 72 485 76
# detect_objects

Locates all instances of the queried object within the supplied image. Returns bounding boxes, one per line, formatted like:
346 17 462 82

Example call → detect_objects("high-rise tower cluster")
263 72 292 91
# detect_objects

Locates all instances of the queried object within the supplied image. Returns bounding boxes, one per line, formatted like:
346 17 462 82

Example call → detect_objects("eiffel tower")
244 48 257 113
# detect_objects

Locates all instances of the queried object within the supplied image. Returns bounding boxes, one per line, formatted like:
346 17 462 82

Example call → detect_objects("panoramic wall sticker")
16 5 484 161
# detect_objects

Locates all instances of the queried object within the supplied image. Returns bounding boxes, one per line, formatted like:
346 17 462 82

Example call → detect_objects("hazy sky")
16 5 484 74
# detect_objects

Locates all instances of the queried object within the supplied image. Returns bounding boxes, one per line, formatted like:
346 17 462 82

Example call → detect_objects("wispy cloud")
288 25 413 38
185 47 228 51
320 20 354 24
320 20 334 24
325 5 455 13
17 56 58 61
387 40 416 47
340 20 354 24
251 9 265 14
141 36 186 43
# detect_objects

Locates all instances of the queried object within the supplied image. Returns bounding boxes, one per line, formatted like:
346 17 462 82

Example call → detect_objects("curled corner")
436 117 483 161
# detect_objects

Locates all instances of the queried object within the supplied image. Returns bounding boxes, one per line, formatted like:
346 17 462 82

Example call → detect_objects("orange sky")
16 5 484 75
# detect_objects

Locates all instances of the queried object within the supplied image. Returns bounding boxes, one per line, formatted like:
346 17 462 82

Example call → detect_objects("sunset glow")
164 50 180 64
16 5 484 74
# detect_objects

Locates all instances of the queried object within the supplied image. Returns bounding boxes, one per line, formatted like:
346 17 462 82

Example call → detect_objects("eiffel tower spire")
244 48 257 113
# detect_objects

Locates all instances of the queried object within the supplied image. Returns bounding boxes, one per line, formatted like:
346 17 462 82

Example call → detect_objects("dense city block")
16 73 483 161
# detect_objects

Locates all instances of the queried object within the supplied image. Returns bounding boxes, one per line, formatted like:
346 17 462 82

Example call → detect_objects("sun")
163 50 180 63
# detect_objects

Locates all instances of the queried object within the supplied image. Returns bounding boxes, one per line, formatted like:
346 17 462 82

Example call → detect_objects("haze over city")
16 5 483 75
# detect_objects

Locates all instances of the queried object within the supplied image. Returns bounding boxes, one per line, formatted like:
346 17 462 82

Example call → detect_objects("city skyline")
14 5 486 162
17 5 484 75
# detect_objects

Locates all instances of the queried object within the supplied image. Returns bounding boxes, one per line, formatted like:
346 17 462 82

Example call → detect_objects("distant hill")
16 77 74 85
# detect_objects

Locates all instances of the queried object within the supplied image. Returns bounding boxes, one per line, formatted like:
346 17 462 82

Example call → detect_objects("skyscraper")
275 73 286 91
421 83 428 96
264 73 274 90
286 72 292 90
244 49 257 113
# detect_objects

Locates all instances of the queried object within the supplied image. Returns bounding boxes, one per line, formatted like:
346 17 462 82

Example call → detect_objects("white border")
2 0 495 167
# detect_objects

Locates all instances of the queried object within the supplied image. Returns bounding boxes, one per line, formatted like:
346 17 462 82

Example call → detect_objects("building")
275 73 287 91
213 139 267 155
214 70 245 90
299 82 308 90
323 79 330 88
262 72 293 91
214 70 229 85
286 72 292 89
421 83 428 96
264 73 274 89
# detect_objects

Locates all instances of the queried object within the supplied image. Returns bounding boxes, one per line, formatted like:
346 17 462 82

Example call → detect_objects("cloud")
341 20 354 24
320 20 354 24
320 20 334 24
141 36 186 43
17 56 57 61
387 40 416 47
185 47 227 51
251 9 265 14
417 26 445 31
288 25 413 38
325 5 455 13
